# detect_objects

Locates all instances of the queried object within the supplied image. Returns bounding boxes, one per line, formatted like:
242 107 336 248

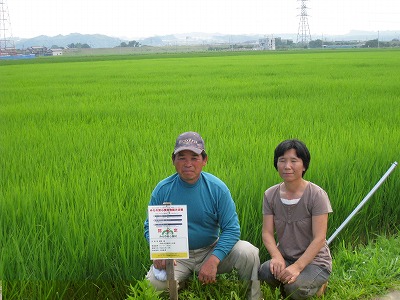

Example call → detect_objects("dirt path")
374 291 400 300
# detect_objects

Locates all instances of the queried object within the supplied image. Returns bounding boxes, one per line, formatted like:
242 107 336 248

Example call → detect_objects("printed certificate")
148 204 189 259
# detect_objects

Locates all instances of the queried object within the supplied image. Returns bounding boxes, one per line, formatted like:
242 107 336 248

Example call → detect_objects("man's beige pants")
146 240 261 300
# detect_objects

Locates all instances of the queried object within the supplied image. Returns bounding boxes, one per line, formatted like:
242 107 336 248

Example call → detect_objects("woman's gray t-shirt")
263 182 333 272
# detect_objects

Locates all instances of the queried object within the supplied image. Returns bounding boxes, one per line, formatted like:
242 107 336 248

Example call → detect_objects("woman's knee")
258 261 277 284
285 281 324 300
285 265 330 299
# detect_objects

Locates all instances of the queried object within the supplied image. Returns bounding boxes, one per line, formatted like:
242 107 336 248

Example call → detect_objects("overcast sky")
5 0 400 39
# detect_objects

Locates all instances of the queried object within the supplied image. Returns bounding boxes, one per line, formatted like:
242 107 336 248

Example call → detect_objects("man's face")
173 150 207 184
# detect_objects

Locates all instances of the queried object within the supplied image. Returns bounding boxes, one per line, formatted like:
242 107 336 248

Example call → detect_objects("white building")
258 37 276 50
50 49 63 56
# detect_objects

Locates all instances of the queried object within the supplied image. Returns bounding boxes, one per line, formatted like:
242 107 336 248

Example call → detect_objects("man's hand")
198 255 220 284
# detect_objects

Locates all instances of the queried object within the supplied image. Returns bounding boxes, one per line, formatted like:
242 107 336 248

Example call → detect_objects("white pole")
327 161 398 245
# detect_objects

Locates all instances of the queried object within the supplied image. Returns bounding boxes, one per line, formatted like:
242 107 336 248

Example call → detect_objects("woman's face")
276 148 305 182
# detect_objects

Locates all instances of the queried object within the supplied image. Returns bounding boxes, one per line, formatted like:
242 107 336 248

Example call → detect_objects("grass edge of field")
1 235 399 299
129 233 400 299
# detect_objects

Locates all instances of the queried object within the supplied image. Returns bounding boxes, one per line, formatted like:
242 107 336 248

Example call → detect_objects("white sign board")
148 205 189 260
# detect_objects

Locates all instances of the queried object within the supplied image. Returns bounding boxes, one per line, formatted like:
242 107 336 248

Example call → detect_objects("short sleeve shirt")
263 182 333 272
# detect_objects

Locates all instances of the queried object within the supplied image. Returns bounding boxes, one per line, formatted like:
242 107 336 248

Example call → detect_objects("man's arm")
200 188 240 283
144 193 162 242
211 190 240 261
143 196 154 242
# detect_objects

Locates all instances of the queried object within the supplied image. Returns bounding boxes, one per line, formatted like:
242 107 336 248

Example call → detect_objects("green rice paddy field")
1 49 399 298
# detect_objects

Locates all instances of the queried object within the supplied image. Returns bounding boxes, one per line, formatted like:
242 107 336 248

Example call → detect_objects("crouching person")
259 139 332 299
143 132 261 300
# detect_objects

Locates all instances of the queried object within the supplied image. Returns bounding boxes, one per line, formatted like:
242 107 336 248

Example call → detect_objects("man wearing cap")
144 131 261 299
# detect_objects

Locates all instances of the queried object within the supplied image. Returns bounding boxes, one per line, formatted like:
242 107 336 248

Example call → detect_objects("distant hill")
138 33 270 46
340 30 398 42
13 30 399 49
14 33 123 49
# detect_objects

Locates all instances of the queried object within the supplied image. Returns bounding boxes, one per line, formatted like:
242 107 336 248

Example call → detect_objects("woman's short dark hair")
273 139 311 176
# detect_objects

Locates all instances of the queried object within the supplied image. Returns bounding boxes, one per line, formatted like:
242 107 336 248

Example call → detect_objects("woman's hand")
270 256 286 279
278 264 301 284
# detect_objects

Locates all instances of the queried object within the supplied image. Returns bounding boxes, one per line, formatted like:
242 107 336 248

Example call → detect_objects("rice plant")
1 49 399 299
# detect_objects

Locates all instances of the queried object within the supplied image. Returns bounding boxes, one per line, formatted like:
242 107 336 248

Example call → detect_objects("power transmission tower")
296 0 311 44
0 0 16 55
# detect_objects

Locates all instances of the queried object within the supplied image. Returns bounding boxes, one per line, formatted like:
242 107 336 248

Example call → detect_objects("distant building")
258 37 275 50
27 46 63 56
49 48 63 56
28 46 47 56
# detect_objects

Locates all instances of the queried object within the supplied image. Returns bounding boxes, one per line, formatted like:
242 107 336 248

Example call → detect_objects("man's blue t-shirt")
144 172 240 261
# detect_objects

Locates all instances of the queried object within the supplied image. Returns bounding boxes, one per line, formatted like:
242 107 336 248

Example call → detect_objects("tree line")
67 43 91 49
118 40 141 47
